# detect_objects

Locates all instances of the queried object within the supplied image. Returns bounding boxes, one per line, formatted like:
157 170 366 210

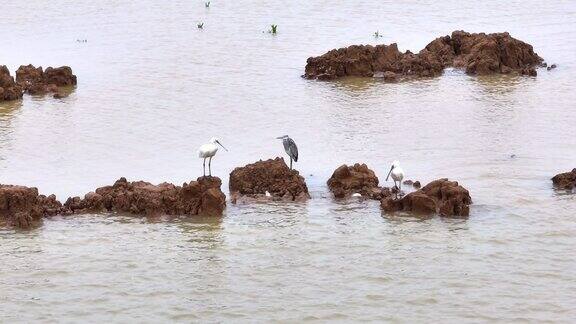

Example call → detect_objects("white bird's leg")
203 158 206 177
208 156 212 177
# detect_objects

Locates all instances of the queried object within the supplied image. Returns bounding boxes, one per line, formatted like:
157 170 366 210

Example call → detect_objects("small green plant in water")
269 24 278 34
197 22 204 29
205 1 210 8
374 31 383 38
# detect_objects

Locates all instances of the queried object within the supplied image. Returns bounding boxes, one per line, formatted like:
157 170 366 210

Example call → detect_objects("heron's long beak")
276 136 283 139
216 141 228 151
385 166 393 181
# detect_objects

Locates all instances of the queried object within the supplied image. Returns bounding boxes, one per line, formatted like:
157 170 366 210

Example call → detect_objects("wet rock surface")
327 163 388 199
0 66 24 101
0 185 64 229
229 157 310 203
65 177 226 217
304 30 543 80
552 169 576 190
381 178 472 217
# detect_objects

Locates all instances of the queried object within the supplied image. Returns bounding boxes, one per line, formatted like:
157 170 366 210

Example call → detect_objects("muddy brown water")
1 0 575 322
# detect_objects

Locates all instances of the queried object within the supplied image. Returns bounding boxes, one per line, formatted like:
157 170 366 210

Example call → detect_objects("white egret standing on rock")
198 137 227 177
277 135 298 170
386 160 404 192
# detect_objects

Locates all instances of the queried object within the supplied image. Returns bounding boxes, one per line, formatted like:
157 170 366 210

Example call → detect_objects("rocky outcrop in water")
65 177 226 216
0 185 64 229
229 157 310 203
381 178 472 217
327 163 389 199
0 66 24 101
304 31 543 80
16 64 77 95
552 169 576 190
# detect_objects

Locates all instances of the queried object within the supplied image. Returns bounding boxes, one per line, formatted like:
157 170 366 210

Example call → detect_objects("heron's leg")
290 157 292 170
209 156 212 176
203 158 206 177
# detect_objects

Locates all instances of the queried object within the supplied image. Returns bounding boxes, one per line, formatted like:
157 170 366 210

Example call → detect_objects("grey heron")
277 135 298 170
198 137 227 177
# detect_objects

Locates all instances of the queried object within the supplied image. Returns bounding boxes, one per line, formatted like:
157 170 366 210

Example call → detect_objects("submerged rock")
304 30 543 80
0 185 64 229
65 176 226 216
0 66 24 101
16 64 77 95
551 169 576 190
381 178 472 217
327 163 387 199
229 157 310 203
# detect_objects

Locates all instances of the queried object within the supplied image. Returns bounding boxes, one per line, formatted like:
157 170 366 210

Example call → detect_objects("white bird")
386 160 405 192
198 137 227 177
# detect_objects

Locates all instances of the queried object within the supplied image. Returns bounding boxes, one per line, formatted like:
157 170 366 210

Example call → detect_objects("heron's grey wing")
287 138 298 162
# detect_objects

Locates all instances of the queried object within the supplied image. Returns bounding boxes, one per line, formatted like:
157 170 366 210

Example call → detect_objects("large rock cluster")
65 177 226 217
0 185 64 229
552 169 576 190
304 31 543 80
0 64 77 101
1 177 226 229
229 157 310 203
327 163 388 199
381 178 472 217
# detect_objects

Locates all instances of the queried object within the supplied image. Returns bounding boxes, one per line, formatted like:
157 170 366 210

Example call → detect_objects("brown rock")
65 176 226 216
382 71 398 82
449 31 542 75
327 163 383 199
552 169 576 190
0 66 24 101
229 157 310 202
43 66 77 86
16 64 44 85
381 178 472 217
304 31 543 80
15 64 76 95
0 185 64 229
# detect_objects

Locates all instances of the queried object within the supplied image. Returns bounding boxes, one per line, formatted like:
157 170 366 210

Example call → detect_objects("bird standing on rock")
277 135 298 170
386 160 404 192
198 137 227 177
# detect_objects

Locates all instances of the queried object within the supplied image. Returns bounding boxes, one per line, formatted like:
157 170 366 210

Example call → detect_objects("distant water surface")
1 0 575 322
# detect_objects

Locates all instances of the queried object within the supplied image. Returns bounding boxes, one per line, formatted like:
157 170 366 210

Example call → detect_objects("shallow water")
1 0 576 322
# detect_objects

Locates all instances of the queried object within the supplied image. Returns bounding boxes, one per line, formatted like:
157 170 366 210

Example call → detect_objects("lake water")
1 0 575 322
